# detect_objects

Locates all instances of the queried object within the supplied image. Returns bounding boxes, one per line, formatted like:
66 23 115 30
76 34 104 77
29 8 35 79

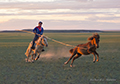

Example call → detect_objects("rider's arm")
40 27 44 35
33 27 37 35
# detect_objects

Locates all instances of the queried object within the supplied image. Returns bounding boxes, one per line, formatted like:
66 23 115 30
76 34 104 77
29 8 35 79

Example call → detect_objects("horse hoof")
25 58 28 62
31 61 34 63
93 61 95 63
31 60 34 63
70 65 73 67
35 58 38 61
96 60 99 62
64 62 68 65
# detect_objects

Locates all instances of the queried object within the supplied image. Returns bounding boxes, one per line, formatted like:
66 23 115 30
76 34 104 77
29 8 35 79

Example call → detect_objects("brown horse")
64 33 100 67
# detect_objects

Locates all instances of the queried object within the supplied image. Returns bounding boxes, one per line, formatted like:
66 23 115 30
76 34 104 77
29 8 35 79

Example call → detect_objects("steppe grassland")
0 32 120 84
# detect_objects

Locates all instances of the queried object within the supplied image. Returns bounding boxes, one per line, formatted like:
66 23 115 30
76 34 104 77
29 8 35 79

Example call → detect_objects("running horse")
64 33 100 67
25 35 48 62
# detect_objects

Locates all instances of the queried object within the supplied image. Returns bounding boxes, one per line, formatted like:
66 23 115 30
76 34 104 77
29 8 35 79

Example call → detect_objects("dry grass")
0 32 120 84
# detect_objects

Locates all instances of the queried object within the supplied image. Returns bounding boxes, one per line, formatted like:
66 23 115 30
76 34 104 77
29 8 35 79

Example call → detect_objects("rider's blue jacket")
33 26 44 36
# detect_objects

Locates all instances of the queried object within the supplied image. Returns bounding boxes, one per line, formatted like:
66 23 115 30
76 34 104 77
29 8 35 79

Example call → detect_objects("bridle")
93 37 99 48
39 38 44 46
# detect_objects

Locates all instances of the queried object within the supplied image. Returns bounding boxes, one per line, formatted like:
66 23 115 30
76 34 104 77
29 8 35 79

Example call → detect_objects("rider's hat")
38 21 43 24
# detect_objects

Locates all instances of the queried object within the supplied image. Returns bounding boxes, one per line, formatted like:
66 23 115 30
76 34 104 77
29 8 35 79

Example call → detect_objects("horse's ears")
95 33 98 35
92 33 98 38
88 33 100 40
93 33 98 36
42 35 47 39
88 36 93 40
41 35 45 38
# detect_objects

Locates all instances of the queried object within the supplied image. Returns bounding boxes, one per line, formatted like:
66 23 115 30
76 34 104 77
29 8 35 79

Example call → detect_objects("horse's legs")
31 53 36 62
26 54 30 62
95 51 99 62
70 53 81 67
31 53 34 60
92 52 96 63
26 49 32 62
35 53 40 61
64 53 76 65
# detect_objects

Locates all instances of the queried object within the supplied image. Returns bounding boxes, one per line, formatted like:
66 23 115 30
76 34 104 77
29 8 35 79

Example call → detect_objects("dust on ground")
41 47 71 59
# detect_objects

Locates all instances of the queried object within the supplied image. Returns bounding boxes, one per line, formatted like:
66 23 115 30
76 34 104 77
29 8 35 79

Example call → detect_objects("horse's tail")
25 41 32 57
69 48 74 54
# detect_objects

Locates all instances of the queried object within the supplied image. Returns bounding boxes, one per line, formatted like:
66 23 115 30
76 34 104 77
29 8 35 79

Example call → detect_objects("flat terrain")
0 32 120 84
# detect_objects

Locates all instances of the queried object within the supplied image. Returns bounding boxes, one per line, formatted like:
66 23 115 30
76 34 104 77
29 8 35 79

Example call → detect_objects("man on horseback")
31 21 44 49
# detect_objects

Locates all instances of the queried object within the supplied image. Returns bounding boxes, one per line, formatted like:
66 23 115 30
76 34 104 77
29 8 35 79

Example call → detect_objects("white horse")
25 35 48 62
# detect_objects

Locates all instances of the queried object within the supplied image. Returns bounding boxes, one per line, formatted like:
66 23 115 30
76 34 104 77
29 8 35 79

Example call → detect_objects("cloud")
0 0 55 2
0 14 89 24
0 8 120 17
0 19 38 30
0 0 120 10
0 0 120 30
0 18 120 31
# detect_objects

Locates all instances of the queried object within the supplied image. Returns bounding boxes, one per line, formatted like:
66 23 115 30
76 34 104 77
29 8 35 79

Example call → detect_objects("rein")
36 37 44 46
40 38 44 46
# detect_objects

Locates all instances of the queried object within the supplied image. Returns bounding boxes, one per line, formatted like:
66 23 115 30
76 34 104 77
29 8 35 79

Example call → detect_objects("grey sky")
0 0 120 30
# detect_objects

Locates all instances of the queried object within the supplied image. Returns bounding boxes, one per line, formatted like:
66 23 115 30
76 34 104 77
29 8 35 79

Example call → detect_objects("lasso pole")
16 30 87 49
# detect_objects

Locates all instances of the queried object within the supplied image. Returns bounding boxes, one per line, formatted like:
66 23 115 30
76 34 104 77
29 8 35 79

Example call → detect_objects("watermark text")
90 78 116 82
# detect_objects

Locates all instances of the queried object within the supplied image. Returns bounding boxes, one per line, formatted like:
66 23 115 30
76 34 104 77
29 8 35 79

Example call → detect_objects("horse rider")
31 21 44 50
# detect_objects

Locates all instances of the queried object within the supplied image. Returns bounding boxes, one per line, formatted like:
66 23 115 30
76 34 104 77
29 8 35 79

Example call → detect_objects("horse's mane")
41 35 47 39
87 33 100 40
88 36 94 40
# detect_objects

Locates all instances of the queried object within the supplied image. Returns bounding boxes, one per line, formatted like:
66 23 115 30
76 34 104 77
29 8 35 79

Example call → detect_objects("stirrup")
31 46 35 49
42 49 45 52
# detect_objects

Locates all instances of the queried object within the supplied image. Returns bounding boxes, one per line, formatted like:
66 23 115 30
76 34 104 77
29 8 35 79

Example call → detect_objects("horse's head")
88 33 100 48
38 35 48 47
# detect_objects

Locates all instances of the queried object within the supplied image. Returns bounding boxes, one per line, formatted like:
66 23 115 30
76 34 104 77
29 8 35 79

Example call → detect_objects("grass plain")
0 32 120 84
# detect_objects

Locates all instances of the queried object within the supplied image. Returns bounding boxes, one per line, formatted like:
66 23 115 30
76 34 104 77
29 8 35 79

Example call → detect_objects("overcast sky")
0 0 120 31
